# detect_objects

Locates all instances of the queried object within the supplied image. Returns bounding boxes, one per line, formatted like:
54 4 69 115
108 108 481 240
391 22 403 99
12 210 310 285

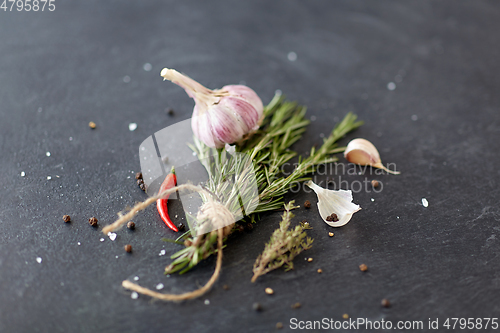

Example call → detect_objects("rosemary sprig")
165 94 362 275
251 201 313 282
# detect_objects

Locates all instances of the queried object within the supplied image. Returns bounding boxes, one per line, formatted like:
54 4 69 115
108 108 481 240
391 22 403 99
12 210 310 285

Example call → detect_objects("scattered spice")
62 215 71 223
177 223 185 231
128 123 138 131
246 223 254 231
135 172 143 180
166 108 175 116
137 179 145 187
222 284 230 290
291 302 301 309
276 322 283 329
317 268 323 273
139 183 146 191
325 213 339 222
89 121 96 129
265 287 274 295
328 232 334 237
307 258 313 262
371 180 379 188
127 221 135 230
89 217 98 227
253 302 263 312
124 244 132 253
359 264 368 272
381 299 391 308
303 200 311 209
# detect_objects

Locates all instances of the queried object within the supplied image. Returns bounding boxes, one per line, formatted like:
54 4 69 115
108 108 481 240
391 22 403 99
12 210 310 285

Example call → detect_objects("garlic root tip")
373 162 400 175
160 68 170 77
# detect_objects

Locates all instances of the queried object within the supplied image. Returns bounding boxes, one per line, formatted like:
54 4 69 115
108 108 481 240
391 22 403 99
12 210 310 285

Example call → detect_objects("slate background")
1 1 500 332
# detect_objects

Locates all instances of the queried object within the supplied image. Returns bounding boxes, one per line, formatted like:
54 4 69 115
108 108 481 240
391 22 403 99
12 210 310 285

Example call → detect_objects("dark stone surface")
1 1 500 332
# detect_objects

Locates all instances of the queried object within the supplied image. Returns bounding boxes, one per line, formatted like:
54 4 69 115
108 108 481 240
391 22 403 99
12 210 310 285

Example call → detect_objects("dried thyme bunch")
251 201 313 282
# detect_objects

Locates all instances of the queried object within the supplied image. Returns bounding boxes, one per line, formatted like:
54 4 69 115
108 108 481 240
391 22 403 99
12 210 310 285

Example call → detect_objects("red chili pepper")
156 166 178 232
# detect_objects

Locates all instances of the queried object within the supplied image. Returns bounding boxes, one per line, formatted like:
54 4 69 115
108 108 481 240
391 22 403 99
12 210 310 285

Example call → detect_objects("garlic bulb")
305 180 361 227
344 138 400 174
160 68 264 149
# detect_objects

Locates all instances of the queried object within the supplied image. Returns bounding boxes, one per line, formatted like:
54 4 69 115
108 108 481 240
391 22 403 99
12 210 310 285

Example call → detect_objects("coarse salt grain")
107 232 117 241
156 283 164 290
371 198 375 202
47 176 52 180
36 257 42 264
128 123 137 131
100 238 105 242
159 249 166 256
131 292 139 299
204 299 210 305
21 171 25 177
422 198 429 207
78 242 81 246
134 276 139 281
46 152 51 157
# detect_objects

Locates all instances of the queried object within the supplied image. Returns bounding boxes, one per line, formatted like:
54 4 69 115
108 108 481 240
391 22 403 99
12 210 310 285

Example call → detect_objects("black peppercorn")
63 215 71 223
124 244 132 253
135 172 143 180
127 221 135 230
304 200 311 209
381 299 390 308
252 302 263 312
89 217 98 227
177 223 185 231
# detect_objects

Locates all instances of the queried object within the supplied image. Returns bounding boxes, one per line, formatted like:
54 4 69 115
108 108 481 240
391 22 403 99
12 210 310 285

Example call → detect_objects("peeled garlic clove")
305 180 361 227
160 68 264 149
344 138 400 175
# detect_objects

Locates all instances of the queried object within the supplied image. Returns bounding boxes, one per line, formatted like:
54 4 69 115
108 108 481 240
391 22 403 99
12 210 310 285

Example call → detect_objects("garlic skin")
305 180 361 227
344 138 400 174
160 68 264 149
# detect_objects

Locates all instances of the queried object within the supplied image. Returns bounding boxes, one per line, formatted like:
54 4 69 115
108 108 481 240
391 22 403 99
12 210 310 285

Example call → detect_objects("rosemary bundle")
166 93 363 274
105 93 362 300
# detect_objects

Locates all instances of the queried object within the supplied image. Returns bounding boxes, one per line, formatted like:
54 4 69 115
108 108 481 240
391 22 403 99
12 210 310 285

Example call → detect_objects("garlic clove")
344 138 400 175
160 68 264 149
305 180 361 227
